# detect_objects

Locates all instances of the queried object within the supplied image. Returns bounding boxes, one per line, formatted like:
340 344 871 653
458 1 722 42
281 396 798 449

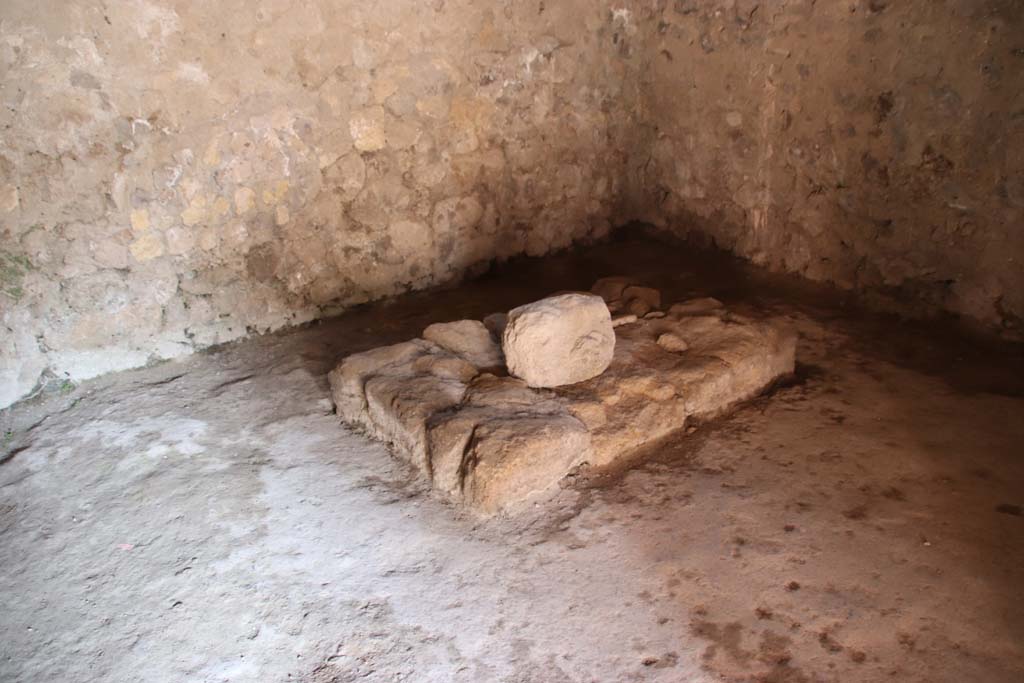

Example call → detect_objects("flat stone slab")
329 285 796 514
423 319 504 371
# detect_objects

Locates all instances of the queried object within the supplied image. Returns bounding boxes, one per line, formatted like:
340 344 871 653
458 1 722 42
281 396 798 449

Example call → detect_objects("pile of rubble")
329 278 796 514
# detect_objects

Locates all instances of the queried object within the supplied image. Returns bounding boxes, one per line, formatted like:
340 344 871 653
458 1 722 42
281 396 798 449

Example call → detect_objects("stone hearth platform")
329 287 795 514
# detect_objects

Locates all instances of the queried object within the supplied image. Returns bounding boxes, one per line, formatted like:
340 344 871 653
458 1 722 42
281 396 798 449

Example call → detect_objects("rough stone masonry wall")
0 0 644 408
4 1 1021 410
626 0 1024 335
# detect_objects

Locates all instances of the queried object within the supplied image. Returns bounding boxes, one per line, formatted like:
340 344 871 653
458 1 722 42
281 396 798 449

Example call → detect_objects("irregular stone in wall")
502 293 616 388
349 109 388 152
129 233 165 262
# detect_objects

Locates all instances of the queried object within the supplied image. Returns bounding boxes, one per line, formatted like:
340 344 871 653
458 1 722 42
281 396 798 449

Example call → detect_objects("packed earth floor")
2 236 1022 683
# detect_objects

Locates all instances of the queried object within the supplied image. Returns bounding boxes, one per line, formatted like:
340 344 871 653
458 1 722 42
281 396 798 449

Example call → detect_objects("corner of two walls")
625 0 1024 336
4 0 1020 410
0 1 645 409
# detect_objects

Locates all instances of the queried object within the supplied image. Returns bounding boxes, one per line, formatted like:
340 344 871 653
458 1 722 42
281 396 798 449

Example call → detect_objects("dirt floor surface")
2 236 1023 682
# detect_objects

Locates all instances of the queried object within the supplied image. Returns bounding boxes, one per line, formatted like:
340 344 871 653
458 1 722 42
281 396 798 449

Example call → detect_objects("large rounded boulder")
502 293 615 388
